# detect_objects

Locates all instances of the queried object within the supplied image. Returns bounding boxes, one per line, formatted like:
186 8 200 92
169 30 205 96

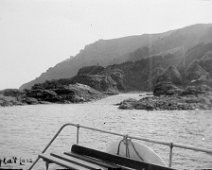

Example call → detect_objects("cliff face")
4 40 212 108
68 66 124 94
20 24 212 90
64 41 212 92
115 42 212 111
20 41 212 97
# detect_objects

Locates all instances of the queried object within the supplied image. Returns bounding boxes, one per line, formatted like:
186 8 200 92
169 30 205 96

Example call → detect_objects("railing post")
125 135 129 157
76 124 80 144
169 142 174 167
28 123 212 170
28 123 70 170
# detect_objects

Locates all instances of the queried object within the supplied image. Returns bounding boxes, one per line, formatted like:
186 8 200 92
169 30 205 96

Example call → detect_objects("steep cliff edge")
20 24 212 90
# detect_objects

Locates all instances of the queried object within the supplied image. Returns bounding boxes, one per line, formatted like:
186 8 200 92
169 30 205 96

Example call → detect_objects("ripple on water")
0 93 211 170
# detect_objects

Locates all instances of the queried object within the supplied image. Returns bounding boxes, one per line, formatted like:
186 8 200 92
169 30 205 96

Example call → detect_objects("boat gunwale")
28 123 212 170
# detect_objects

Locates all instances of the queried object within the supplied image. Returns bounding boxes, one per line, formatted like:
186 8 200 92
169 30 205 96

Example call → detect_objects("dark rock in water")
21 97 39 105
0 89 24 106
0 89 24 97
118 98 138 109
119 102 135 110
39 101 52 104
153 81 182 96
26 89 58 102
118 96 197 110
135 101 154 110
0 80 105 107
181 85 211 96
0 95 23 106
118 84 212 110
27 83 104 104
198 94 212 109
118 98 155 110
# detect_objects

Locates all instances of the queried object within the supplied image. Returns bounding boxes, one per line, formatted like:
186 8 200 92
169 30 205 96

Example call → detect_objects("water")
0 93 211 169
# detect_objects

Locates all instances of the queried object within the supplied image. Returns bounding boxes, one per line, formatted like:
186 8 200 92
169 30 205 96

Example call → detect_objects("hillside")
20 24 212 90
4 41 212 108
29 41 212 92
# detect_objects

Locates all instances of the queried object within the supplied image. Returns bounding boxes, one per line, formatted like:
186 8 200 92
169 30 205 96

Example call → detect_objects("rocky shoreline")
117 84 212 110
1 60 212 110
0 83 106 107
0 65 125 107
117 95 212 110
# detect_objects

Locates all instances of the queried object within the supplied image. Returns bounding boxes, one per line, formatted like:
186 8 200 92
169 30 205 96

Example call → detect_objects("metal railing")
28 123 212 170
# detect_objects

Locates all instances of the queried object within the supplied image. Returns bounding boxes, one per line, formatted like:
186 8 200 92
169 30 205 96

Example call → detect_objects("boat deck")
28 123 212 170
39 144 176 170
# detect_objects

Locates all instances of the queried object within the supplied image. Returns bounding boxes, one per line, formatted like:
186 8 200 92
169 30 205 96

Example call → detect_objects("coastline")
0 93 211 169
0 83 107 107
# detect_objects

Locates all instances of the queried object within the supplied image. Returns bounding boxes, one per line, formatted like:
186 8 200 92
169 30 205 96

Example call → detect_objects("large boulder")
0 95 23 106
52 86 76 103
118 96 196 110
181 85 212 96
67 83 104 102
26 79 105 104
153 81 182 96
0 89 23 97
26 89 58 102
71 67 125 94
118 98 139 109
21 97 39 105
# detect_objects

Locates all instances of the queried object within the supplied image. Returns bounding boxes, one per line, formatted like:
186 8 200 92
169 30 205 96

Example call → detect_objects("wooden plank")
50 153 105 170
71 145 177 170
39 153 97 170
64 152 120 169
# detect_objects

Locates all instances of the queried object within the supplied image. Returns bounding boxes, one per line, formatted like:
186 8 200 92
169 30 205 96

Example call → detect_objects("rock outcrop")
118 83 212 110
153 82 182 96
4 25 212 108
117 56 212 110
70 66 125 94
118 96 196 110
0 83 105 107
118 74 212 110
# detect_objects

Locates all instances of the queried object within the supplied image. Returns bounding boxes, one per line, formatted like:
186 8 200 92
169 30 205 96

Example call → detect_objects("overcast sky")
1 0 212 90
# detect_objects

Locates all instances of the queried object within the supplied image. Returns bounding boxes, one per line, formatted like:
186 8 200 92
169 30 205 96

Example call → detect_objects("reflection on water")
0 93 211 169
